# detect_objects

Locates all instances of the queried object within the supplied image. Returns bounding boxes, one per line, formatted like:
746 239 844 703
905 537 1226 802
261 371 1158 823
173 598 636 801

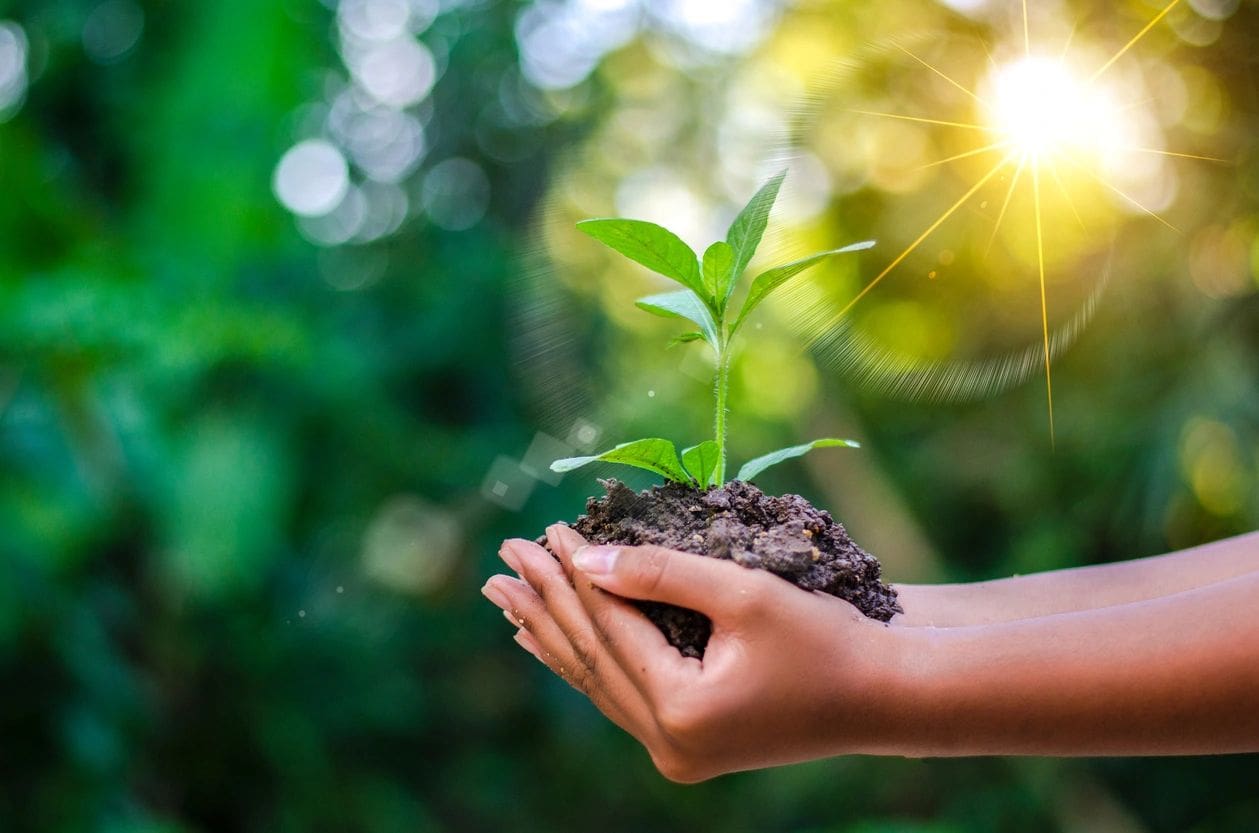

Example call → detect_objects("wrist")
881 620 1061 758
892 624 970 756
839 618 953 757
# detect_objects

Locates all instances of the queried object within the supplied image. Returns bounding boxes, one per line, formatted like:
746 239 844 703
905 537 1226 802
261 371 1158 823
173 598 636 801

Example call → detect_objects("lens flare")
828 0 1225 445
984 56 1124 161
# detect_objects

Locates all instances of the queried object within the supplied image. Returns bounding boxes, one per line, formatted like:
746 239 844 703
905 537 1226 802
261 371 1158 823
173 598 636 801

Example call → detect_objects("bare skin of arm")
482 527 1259 782
894 530 1259 625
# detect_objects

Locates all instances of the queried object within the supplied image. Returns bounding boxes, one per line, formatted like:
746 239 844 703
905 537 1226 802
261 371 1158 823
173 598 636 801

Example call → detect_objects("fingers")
483 573 638 733
502 537 608 681
569 541 771 617
545 525 694 695
544 523 588 582
483 575 585 682
514 627 544 660
496 538 664 737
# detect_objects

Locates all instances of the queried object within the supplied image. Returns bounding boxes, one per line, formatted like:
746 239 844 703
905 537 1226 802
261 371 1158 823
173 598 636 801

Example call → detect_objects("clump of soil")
553 478 900 658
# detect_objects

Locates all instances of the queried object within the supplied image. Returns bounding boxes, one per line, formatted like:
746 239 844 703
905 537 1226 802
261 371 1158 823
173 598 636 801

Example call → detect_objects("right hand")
482 525 916 782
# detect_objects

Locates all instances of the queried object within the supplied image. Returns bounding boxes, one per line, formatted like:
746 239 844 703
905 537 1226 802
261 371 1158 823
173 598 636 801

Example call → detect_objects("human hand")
481 525 917 782
485 528 1259 767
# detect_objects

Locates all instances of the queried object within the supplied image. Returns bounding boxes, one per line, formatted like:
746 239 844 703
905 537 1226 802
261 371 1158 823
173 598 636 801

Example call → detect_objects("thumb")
572 543 763 613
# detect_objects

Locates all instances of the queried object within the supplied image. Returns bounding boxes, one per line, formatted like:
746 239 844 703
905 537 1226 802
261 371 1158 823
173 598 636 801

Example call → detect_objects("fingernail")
572 545 618 575
481 581 511 610
514 630 543 661
499 542 524 573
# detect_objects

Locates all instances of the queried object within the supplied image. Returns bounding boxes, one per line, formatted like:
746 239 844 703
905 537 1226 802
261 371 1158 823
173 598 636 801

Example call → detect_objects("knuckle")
567 665 595 696
650 750 708 784
590 602 617 636
654 694 701 744
725 587 760 620
634 546 672 596
730 571 778 619
567 630 600 674
589 608 627 653
535 571 570 604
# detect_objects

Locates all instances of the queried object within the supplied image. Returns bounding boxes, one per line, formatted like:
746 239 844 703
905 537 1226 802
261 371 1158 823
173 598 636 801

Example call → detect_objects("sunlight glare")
985 56 1124 161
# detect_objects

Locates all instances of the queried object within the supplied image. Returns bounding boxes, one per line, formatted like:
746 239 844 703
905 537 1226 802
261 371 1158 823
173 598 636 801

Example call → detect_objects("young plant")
551 171 874 488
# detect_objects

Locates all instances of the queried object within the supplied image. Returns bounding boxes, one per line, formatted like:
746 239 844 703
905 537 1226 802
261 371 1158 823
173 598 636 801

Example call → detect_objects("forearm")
893 530 1259 626
880 570 1259 757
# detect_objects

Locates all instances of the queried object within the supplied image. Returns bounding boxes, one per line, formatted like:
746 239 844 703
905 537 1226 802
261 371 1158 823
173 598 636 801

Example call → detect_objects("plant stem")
713 341 730 486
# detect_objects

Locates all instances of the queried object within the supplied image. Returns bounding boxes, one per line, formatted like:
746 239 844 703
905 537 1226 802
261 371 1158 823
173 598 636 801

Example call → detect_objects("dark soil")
551 478 900 658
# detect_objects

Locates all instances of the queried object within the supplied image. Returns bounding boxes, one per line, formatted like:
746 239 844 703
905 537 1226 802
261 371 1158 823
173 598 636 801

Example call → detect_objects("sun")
984 56 1124 162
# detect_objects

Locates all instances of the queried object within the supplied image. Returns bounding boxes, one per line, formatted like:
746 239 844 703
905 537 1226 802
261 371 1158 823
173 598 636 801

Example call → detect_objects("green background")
1 0 1256 830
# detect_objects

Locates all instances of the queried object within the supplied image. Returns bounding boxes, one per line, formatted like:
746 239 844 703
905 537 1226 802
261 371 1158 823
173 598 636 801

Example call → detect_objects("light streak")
1032 159 1055 445
1089 0 1182 83
825 153 1014 325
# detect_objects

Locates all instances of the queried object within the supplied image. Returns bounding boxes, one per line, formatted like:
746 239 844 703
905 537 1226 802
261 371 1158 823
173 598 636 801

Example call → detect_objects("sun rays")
828 0 1218 446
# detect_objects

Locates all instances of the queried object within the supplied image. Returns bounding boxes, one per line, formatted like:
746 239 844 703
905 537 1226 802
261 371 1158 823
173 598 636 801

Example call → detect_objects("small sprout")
552 172 873 487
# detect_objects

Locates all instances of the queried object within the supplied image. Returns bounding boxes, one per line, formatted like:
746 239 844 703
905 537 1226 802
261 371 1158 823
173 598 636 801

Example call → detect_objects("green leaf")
681 440 721 487
577 219 704 296
701 241 734 302
551 438 692 484
731 240 876 335
736 438 860 482
635 290 719 347
724 171 786 305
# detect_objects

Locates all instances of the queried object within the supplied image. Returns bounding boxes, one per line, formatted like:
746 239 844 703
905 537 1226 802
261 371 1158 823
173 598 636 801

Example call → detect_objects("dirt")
549 478 900 659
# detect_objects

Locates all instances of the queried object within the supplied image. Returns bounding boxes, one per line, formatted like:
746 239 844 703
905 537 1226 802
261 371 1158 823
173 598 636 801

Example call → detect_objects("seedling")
536 173 900 657
551 171 875 487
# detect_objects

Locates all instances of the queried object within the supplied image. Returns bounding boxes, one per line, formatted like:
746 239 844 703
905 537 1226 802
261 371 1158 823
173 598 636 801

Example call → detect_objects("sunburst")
824 0 1226 445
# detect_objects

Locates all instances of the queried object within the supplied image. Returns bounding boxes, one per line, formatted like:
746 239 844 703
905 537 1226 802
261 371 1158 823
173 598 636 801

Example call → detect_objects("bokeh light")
343 34 437 108
272 0 453 247
273 139 351 217
361 495 462 596
421 157 490 231
0 20 28 120
81 0 144 65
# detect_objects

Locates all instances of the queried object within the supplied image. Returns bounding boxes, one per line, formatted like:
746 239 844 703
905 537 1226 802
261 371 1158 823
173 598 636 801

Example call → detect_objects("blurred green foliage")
0 0 1256 831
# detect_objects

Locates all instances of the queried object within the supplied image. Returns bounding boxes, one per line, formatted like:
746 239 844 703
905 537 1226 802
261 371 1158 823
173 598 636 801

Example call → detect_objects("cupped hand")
482 526 917 782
